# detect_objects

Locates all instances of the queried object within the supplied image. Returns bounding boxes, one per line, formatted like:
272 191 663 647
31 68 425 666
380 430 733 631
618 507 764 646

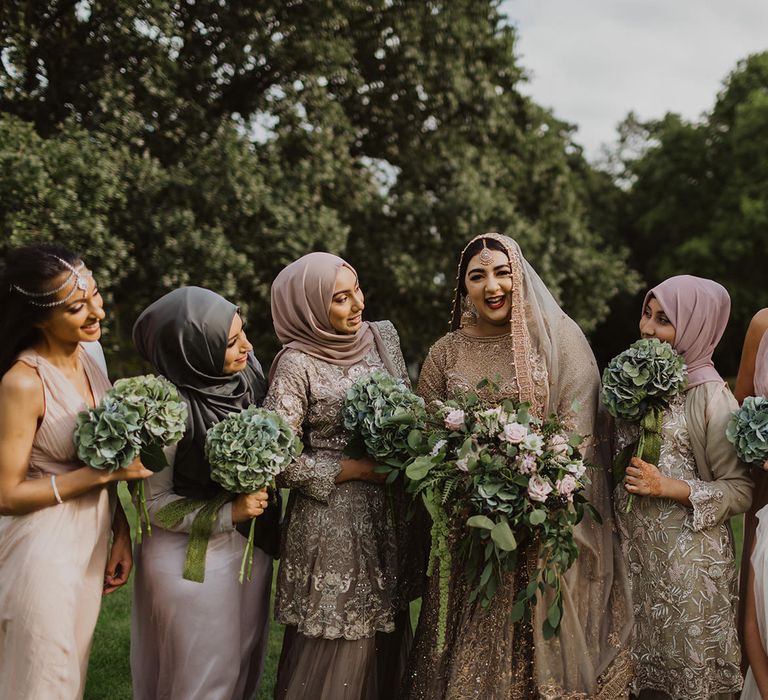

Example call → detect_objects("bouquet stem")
625 405 664 513
134 480 153 543
239 517 257 584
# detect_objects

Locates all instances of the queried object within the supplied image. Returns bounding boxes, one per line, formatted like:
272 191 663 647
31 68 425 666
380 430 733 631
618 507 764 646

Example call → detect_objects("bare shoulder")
0 362 44 411
749 308 768 336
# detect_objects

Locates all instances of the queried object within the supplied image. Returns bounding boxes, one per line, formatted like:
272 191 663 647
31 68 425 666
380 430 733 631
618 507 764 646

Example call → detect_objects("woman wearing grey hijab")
130 287 275 700
266 253 425 700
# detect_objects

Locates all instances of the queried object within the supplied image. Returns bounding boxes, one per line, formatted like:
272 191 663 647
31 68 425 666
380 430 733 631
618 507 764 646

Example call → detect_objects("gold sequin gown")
404 330 539 699
404 329 633 700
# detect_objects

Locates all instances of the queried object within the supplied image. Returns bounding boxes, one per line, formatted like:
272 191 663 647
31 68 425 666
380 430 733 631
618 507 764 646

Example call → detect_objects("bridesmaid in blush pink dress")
736 308 768 674
0 243 150 699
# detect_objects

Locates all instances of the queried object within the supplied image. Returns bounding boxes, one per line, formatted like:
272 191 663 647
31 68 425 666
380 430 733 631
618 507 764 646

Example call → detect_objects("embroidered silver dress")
264 321 425 698
615 394 742 699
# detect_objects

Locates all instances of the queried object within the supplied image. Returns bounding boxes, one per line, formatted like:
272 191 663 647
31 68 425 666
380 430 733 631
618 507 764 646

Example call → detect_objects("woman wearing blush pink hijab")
264 252 425 700
614 275 752 699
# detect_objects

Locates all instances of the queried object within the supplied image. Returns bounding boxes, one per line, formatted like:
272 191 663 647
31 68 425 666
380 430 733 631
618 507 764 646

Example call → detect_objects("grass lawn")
84 486 746 699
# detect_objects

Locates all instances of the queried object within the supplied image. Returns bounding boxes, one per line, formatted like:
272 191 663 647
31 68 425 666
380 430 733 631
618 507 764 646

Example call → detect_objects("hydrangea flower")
726 396 768 466
601 338 687 421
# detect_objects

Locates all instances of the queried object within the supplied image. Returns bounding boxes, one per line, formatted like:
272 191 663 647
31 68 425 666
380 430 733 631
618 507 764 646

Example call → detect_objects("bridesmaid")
265 252 423 699
615 275 752 699
742 499 768 699
0 243 150 699
736 308 768 667
130 287 276 700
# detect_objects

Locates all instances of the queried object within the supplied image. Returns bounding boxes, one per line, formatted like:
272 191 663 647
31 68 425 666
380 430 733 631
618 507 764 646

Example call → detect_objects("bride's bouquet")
342 369 426 479
403 382 594 651
601 338 687 511
74 374 188 540
727 396 768 469
206 406 302 582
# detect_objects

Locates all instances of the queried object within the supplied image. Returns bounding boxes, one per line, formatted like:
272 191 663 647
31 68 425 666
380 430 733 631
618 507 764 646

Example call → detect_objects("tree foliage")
1 0 637 372
597 52 768 373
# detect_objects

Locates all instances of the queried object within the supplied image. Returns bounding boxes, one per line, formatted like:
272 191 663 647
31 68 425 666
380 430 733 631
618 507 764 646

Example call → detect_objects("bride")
403 232 633 699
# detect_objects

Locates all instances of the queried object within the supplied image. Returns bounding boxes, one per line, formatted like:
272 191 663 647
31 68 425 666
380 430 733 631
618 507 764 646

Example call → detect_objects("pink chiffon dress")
0 347 112 699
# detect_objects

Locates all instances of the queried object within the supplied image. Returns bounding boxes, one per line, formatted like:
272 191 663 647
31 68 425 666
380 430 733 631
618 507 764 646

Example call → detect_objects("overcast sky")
501 0 768 160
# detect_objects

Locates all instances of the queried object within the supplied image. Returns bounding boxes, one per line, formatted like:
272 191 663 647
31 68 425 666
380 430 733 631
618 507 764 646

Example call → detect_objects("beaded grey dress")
264 320 425 700
614 390 747 699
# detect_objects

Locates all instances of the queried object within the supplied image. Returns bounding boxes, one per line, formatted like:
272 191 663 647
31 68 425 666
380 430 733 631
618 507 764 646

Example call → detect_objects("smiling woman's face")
329 265 364 335
222 312 253 374
463 249 513 334
36 266 106 345
639 296 676 345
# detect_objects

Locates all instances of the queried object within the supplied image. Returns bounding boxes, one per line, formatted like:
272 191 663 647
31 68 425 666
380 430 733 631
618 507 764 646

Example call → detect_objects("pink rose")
499 421 528 444
556 475 579 501
549 434 570 457
527 474 552 503
518 454 537 474
444 409 466 431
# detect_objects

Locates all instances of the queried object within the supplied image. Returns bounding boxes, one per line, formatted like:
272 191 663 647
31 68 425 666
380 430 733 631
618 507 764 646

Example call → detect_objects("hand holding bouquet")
206 406 302 582
403 384 594 650
342 369 426 479
601 338 687 511
727 396 768 469
74 374 188 540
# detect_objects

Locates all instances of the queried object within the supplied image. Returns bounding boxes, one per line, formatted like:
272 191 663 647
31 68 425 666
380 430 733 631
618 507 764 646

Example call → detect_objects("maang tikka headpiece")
11 256 92 308
478 239 494 266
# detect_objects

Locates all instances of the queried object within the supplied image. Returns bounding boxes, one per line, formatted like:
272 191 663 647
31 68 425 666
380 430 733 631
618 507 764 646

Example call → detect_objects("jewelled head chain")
11 257 92 308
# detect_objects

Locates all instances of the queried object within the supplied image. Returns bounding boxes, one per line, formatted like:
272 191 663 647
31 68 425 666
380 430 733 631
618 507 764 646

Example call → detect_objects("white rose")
521 433 544 455
499 422 528 444
565 461 586 479
444 409 466 431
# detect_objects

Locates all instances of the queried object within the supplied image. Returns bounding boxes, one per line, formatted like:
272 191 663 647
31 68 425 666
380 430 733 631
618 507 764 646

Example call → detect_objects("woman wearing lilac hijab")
264 252 425 699
613 275 752 699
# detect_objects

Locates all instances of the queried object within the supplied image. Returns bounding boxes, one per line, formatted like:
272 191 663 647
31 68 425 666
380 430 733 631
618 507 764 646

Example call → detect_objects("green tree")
1 0 638 371
601 52 768 374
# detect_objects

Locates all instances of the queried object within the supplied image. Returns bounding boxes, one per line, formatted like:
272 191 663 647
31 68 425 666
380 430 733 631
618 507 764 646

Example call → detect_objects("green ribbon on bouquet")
154 491 231 582
613 404 664 512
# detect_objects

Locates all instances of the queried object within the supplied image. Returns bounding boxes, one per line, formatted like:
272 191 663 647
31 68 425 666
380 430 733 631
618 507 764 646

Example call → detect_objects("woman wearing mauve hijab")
265 253 424 700
614 275 752 699
130 287 276 700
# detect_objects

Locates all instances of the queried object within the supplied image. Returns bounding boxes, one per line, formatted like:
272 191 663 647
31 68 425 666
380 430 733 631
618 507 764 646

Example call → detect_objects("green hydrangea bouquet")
726 396 768 468
342 369 426 478
74 374 188 540
206 406 302 582
601 338 687 511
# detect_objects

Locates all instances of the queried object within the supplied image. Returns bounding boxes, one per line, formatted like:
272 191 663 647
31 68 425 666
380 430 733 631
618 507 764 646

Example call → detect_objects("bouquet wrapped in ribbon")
601 338 687 511
156 406 301 583
342 369 426 476
401 382 594 651
74 374 188 540
726 396 768 469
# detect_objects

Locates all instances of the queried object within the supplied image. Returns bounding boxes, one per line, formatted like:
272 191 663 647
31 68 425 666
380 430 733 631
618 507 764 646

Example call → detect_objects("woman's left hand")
624 456 664 497
103 513 133 595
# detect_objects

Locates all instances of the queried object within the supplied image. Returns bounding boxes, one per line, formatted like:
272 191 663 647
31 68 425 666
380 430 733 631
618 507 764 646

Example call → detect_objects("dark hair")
0 243 82 376
457 236 509 294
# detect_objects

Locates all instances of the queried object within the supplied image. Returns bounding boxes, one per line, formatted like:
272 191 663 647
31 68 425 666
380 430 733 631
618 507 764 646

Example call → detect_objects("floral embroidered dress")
264 320 423 640
615 392 743 699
